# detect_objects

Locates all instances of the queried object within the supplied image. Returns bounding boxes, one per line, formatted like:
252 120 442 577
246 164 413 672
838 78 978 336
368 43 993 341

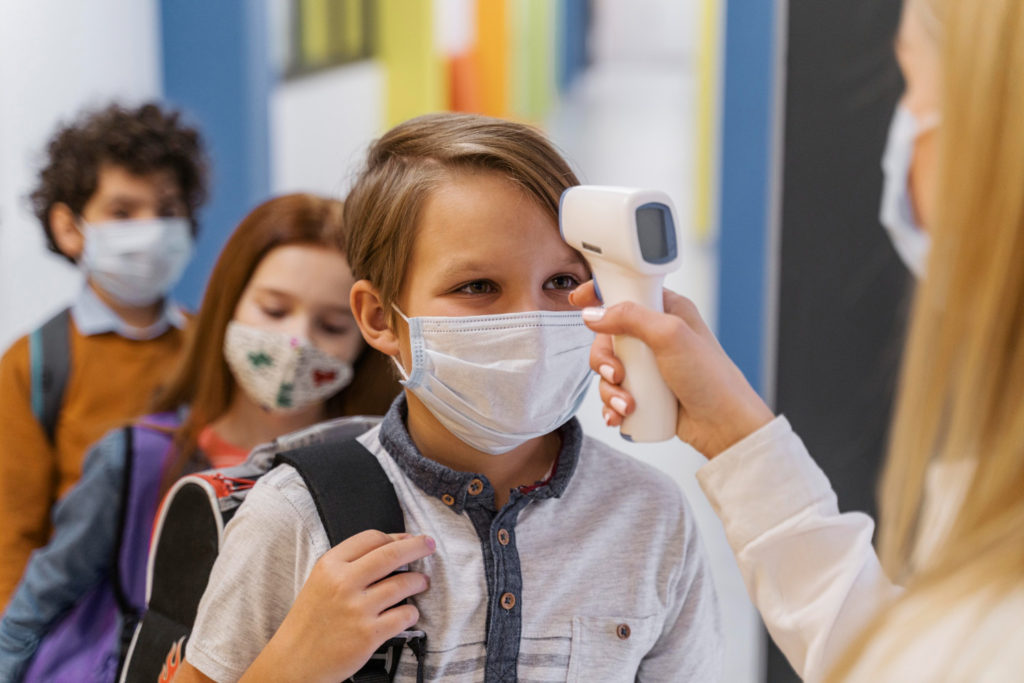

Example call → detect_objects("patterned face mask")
223 321 353 413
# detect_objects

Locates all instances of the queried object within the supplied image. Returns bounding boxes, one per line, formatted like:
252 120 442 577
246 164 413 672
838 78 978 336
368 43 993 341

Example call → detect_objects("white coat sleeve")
695 417 903 682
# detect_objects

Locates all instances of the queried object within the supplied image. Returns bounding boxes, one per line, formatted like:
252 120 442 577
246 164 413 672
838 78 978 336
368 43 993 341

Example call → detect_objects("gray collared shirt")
70 285 186 340
189 396 723 681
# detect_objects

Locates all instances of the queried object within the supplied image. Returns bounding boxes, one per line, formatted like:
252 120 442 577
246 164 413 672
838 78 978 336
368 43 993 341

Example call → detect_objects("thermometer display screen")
636 204 676 263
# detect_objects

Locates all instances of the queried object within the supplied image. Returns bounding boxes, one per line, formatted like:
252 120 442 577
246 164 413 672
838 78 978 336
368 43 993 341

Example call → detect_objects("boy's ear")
49 203 84 261
351 280 401 356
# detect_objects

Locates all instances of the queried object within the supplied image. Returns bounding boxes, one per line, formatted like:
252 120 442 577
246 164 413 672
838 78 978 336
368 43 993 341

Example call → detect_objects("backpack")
120 416 427 683
28 308 72 444
21 413 181 683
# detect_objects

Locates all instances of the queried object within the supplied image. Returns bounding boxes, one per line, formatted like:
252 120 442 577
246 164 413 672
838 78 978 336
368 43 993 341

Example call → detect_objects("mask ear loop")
390 304 412 382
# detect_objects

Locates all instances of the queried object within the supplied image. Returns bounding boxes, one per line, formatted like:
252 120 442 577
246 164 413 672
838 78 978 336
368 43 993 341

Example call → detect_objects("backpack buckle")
349 630 426 683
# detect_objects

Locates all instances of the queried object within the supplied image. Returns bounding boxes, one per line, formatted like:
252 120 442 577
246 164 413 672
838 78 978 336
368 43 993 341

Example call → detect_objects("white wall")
0 0 161 352
269 61 385 199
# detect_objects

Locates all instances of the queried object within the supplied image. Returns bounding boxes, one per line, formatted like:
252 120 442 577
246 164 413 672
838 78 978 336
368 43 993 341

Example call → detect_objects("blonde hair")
344 112 579 310
831 0 1024 676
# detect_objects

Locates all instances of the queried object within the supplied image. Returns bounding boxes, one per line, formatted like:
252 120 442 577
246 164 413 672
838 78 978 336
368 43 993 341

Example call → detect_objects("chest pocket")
567 614 661 681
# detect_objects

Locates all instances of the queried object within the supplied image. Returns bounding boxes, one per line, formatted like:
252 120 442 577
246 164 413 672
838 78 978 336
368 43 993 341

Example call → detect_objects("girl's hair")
344 112 580 310
153 193 399 490
831 0 1024 676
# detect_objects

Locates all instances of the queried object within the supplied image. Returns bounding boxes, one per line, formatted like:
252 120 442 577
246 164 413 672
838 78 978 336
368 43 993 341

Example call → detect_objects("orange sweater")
0 320 187 608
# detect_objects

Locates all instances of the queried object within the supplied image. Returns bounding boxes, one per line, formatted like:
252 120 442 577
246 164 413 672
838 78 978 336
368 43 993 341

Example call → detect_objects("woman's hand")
570 282 774 458
239 531 436 683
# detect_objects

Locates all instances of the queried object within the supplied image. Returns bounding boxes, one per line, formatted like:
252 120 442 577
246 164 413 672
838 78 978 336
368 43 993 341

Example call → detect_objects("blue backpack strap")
112 415 180 678
274 440 425 682
29 308 72 444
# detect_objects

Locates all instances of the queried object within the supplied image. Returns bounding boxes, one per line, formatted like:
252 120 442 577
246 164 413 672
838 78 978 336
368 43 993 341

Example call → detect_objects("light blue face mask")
880 104 940 278
392 306 595 455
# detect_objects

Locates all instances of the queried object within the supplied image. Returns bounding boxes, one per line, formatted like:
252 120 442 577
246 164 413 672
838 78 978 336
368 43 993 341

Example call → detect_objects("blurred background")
0 1 910 681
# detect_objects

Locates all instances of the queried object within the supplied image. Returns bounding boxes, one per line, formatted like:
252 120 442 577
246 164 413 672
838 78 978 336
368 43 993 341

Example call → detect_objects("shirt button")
497 528 510 546
468 478 484 495
500 592 516 610
616 623 631 640
441 493 455 506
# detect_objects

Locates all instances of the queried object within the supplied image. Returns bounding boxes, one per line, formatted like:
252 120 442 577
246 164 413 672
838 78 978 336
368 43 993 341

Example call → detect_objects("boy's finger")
354 535 437 585
365 570 430 612
326 529 397 564
376 603 421 638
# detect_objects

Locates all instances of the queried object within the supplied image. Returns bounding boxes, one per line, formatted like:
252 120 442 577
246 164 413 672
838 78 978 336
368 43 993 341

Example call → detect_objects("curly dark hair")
30 102 209 262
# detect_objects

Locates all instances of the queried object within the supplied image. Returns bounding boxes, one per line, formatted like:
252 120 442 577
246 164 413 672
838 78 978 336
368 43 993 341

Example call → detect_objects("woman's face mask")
391 305 594 455
224 321 353 413
880 104 940 278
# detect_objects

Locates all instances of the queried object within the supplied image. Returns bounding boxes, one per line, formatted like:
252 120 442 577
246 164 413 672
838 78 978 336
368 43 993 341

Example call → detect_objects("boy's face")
50 162 188 262
81 162 187 225
394 171 589 324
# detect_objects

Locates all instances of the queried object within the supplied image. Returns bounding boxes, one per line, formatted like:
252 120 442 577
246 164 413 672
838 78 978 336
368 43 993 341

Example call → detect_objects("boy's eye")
545 274 581 291
455 280 498 295
159 205 185 217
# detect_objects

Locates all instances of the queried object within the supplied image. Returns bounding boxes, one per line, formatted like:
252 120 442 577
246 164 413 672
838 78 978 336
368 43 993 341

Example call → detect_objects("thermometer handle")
592 265 679 442
614 335 678 442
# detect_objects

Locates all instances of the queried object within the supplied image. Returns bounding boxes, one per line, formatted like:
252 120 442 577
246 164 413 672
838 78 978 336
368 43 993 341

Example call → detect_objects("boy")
0 102 207 608
180 113 721 681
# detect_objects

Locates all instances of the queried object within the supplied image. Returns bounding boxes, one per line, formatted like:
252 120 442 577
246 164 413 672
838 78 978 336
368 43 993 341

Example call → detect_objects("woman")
576 0 1024 680
0 194 399 681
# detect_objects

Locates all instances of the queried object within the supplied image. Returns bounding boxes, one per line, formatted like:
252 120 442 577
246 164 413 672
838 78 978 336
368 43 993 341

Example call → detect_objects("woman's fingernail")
602 408 614 426
424 535 436 551
610 397 628 416
598 364 616 383
581 307 605 322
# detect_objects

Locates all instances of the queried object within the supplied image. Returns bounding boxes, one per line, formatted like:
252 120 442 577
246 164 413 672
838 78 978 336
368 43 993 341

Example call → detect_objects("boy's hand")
241 531 435 683
570 282 774 458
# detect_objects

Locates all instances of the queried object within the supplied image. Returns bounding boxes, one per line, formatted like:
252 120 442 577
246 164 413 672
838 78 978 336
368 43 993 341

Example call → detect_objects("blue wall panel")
716 0 781 397
161 0 272 309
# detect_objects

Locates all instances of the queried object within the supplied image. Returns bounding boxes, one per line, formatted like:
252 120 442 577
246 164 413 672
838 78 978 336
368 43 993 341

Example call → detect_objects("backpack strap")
29 308 72 444
274 439 424 682
111 425 142 670
273 439 404 542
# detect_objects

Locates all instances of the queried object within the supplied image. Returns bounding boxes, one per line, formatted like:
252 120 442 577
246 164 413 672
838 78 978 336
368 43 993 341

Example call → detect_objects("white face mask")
392 306 595 455
224 321 354 413
80 216 194 306
880 104 940 278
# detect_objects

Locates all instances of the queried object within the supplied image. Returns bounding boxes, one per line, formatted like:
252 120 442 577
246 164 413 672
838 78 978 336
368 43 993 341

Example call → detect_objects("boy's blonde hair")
344 112 580 309
831 0 1024 676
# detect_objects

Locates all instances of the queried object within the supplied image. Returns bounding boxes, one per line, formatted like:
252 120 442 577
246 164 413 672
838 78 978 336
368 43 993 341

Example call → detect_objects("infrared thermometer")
560 186 681 442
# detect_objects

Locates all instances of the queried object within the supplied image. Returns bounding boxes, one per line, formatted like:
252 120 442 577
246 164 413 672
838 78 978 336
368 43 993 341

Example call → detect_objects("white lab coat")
696 417 1024 682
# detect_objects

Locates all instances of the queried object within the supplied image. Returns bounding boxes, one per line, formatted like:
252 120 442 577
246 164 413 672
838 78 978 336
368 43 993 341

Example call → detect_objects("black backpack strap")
274 439 423 682
112 425 141 669
29 308 72 444
273 438 404 542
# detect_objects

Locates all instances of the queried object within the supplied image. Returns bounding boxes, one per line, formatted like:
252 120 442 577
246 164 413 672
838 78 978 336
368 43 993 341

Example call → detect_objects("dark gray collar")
377 394 582 513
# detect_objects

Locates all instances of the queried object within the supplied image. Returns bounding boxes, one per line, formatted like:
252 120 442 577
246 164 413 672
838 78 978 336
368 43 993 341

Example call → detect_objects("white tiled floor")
547 52 762 683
